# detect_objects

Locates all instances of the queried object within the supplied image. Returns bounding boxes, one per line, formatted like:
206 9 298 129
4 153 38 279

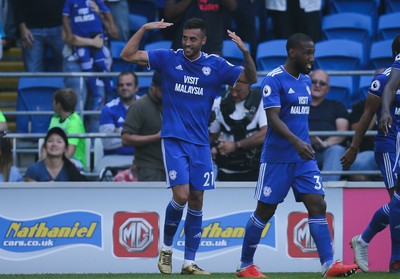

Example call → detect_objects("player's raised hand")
143 19 173 31
227 30 249 53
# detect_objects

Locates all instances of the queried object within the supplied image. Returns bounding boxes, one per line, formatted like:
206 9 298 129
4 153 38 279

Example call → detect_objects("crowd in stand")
0 0 398 182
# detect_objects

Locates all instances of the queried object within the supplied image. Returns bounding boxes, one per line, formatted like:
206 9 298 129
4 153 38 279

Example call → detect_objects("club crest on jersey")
396 54 400 61
306 86 311 95
371 80 380 91
263 186 272 197
169 170 177 181
202 66 211 76
263 85 272 97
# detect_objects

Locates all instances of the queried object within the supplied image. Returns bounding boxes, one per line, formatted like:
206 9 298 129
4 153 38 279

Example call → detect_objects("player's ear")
201 35 207 46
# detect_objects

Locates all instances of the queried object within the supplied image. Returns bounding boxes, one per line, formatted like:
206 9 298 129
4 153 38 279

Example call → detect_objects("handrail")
4 131 382 177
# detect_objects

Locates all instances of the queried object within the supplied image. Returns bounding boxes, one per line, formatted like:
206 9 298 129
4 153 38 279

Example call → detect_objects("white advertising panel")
0 182 343 274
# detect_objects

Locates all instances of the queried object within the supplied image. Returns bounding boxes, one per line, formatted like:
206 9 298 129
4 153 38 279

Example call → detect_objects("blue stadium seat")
356 75 373 102
377 12 400 40
326 75 354 109
314 39 364 70
129 14 148 35
144 40 172 51
385 0 400 13
370 39 393 69
110 40 136 73
222 40 250 66
322 12 373 42
137 75 153 97
256 40 287 72
327 0 380 24
16 77 65 133
128 0 157 22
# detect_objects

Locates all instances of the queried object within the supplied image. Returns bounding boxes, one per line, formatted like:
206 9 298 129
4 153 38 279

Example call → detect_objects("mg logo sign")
113 212 159 258
287 212 334 258
120 218 154 252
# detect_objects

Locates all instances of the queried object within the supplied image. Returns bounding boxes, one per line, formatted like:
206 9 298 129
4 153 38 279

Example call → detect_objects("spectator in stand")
49 88 87 171
164 0 237 55
0 110 7 131
122 71 165 181
62 0 118 111
266 0 322 42
104 0 129 42
95 71 138 173
14 0 65 72
0 136 23 182
25 127 86 182
309 69 350 181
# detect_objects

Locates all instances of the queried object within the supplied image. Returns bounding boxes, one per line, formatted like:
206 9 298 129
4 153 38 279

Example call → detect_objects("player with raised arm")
120 17 257 275
236 33 358 278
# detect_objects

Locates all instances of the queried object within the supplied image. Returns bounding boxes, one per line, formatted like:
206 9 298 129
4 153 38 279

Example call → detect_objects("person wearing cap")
95 71 138 173
25 127 86 182
122 71 165 181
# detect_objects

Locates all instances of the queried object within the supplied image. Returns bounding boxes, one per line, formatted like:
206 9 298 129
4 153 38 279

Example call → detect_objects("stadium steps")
0 47 24 132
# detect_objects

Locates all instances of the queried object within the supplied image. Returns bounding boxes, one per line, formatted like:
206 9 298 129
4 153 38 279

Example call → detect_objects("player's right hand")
379 110 393 136
340 147 357 169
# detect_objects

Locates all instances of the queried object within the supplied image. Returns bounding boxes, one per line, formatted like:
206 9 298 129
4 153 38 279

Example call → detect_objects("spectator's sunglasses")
311 79 328 87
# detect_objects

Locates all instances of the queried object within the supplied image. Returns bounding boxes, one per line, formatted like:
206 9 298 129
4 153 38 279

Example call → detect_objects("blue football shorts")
162 138 215 190
255 159 325 204
377 151 398 190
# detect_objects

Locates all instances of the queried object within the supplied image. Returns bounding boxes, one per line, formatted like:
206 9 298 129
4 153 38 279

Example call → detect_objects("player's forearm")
350 112 374 149
381 70 399 112
120 27 146 63
242 51 257 84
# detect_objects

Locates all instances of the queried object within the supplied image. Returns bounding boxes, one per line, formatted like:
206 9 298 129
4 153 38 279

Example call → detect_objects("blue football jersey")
147 49 243 145
260 66 312 163
369 67 400 152
63 0 109 37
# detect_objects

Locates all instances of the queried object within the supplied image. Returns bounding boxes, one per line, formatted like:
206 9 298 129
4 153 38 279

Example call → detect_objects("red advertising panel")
113 212 159 258
343 188 389 272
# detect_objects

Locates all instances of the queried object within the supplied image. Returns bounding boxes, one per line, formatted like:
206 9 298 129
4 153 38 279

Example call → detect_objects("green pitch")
0 273 395 279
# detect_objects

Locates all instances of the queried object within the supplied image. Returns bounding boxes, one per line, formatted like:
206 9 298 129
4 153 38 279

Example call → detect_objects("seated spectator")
209 81 267 181
122 71 165 181
95 71 138 173
25 127 86 182
0 136 23 182
49 88 87 170
309 69 350 181
62 0 118 111
0 110 7 131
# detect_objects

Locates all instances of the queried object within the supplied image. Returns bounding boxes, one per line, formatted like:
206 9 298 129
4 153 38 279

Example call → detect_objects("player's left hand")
227 30 249 53
143 19 173 31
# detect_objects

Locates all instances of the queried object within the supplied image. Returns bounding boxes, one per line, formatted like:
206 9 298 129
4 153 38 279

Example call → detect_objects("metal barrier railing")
0 71 382 177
